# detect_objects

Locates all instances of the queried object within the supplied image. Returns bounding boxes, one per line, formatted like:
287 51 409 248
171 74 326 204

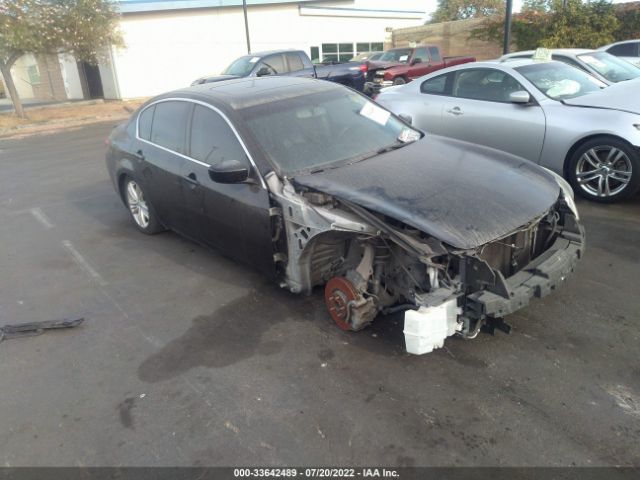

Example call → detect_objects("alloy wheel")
126 180 150 228
575 146 633 198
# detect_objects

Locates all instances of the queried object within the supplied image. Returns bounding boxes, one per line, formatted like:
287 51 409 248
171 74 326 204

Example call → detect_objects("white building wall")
112 2 424 99
9 55 38 100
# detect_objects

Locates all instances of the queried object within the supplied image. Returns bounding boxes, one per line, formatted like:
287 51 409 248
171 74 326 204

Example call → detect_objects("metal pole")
503 0 513 55
243 0 251 54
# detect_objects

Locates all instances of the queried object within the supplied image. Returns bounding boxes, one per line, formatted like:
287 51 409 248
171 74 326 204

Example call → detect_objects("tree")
0 0 123 118
472 0 618 51
431 0 506 23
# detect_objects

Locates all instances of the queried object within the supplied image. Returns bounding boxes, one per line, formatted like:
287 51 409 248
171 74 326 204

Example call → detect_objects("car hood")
292 136 561 250
562 79 640 114
368 61 404 71
192 74 242 85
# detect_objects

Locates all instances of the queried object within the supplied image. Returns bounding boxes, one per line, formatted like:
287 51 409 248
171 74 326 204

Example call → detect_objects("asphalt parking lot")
0 122 639 467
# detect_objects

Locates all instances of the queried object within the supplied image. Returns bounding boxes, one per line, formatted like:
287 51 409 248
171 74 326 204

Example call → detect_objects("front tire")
393 77 406 86
567 137 640 203
122 177 164 234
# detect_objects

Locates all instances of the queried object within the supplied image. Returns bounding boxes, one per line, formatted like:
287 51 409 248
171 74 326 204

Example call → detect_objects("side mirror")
209 159 249 184
398 113 413 125
411 58 423 66
509 90 531 104
256 67 272 77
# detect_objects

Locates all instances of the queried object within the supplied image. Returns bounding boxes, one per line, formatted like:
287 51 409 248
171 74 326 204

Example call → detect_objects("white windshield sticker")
249 57 260 63
399 55 409 62
359 102 390 126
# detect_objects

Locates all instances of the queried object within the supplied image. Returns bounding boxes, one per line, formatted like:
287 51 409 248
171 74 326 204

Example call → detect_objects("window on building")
356 42 384 55
310 46 320 63
189 105 247 165
27 65 41 84
150 101 190 153
321 43 354 63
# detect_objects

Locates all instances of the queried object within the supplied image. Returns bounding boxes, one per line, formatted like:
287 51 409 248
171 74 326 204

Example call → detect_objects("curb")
0 114 129 139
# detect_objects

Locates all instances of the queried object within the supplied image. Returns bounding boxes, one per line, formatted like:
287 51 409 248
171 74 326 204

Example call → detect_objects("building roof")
118 0 340 14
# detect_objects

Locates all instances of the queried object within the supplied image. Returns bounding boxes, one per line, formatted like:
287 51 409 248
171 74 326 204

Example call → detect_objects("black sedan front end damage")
459 203 584 336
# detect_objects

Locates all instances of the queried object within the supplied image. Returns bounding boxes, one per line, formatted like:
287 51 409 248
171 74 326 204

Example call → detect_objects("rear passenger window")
138 105 154 140
286 53 305 72
428 47 442 63
150 101 190 154
421 74 448 94
189 105 248 165
608 43 638 57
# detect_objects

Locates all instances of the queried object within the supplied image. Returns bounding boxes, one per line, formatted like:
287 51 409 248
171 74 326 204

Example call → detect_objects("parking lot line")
62 239 108 287
29 207 54 229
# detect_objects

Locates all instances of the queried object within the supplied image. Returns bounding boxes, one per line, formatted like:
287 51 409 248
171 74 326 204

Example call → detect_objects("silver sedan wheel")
575 146 633 198
125 180 150 228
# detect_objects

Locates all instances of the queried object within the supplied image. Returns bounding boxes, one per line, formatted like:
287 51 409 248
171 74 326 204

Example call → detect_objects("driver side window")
189 105 248 166
453 68 526 103
257 54 287 75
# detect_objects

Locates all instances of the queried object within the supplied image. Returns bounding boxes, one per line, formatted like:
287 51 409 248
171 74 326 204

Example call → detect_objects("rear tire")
393 77 406 86
567 137 640 203
121 176 164 234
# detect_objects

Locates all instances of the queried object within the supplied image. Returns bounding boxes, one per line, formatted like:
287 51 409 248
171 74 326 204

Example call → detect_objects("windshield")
222 56 258 76
240 89 420 175
577 52 640 83
378 49 413 63
516 62 607 100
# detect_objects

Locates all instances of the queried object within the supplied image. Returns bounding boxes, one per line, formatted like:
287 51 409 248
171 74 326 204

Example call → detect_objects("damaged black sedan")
105 77 584 354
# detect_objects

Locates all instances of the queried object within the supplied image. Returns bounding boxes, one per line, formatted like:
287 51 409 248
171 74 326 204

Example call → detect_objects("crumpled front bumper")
464 221 585 319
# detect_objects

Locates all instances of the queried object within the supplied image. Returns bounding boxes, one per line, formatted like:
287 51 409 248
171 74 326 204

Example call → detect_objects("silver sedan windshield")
516 62 607 100
577 52 640 83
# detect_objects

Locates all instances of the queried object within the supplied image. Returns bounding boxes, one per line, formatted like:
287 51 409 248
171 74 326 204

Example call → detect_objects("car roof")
473 58 561 69
236 49 303 57
161 76 341 112
599 39 640 49
501 48 595 59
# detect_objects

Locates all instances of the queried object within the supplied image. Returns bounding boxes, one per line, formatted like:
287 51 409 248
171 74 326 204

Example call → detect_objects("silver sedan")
376 59 640 202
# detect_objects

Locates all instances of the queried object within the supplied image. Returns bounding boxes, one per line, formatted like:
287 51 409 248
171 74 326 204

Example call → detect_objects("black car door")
136 100 192 234
182 103 274 276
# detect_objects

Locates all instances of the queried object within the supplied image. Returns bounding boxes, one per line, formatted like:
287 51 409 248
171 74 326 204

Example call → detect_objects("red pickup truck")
364 45 475 94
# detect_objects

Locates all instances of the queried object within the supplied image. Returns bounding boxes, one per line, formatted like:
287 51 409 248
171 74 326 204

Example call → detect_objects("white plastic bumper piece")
403 299 461 355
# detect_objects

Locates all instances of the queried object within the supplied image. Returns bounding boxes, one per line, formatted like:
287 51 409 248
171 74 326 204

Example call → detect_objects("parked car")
191 49 366 92
364 45 475 94
376 59 640 203
105 76 583 354
598 40 640 68
501 49 640 84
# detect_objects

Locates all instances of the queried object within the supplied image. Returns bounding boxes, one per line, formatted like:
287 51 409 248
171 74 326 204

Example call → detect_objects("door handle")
184 172 199 188
447 107 463 116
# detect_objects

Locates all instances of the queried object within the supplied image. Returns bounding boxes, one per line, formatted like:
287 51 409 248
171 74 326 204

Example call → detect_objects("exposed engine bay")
265 172 584 354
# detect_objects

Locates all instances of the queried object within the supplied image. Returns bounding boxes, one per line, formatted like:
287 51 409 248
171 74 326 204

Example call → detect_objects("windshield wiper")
377 141 410 155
